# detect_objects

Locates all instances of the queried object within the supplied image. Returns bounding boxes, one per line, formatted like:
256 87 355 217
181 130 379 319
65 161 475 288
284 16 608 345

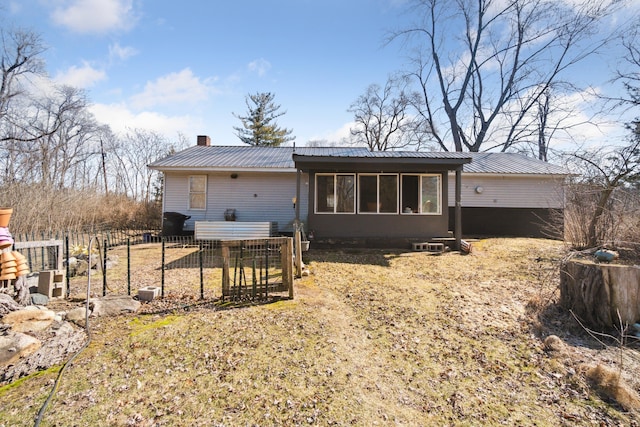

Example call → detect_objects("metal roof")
463 152 569 175
148 146 298 170
148 145 570 175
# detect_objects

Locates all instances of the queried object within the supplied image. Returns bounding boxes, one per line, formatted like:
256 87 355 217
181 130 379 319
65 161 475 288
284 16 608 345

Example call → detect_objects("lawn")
1 238 638 426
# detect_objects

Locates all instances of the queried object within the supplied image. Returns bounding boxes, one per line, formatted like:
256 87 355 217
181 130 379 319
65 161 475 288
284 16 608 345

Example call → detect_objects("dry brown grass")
583 364 640 413
1 238 639 426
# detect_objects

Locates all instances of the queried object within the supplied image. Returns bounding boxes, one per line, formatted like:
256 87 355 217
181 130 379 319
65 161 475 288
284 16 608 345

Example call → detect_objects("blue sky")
4 0 639 149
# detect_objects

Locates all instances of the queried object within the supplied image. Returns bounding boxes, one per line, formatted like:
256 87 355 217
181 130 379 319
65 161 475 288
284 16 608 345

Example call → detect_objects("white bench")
194 221 277 241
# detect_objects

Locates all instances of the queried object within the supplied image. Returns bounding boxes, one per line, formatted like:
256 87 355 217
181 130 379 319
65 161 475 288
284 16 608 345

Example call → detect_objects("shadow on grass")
139 294 293 316
530 302 639 351
303 247 448 267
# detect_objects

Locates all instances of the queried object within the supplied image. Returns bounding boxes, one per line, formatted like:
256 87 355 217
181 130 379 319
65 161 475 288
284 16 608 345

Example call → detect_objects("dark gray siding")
449 207 562 238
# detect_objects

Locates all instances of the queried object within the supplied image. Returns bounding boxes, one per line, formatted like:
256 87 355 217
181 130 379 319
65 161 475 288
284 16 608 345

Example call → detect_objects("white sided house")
148 136 569 247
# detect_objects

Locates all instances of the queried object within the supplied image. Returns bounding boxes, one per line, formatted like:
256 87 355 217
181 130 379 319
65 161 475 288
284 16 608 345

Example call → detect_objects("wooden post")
294 230 303 278
284 237 294 299
454 168 463 251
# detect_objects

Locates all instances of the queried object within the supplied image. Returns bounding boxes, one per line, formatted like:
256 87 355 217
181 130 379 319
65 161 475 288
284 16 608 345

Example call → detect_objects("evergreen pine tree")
233 92 295 146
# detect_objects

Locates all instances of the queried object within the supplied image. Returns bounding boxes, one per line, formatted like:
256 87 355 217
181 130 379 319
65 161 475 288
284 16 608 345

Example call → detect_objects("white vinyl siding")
447 174 565 208
163 171 309 232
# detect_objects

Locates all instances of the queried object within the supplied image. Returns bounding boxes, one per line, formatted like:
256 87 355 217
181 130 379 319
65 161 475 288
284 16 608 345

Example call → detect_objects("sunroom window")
401 174 441 215
359 174 398 214
316 174 355 213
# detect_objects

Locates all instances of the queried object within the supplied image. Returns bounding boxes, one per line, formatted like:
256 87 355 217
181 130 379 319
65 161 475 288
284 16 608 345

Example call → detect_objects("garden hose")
34 236 97 427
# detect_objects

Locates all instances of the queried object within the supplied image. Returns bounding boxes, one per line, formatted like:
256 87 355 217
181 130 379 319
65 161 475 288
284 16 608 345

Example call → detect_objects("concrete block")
412 242 444 252
137 286 161 302
37 270 65 299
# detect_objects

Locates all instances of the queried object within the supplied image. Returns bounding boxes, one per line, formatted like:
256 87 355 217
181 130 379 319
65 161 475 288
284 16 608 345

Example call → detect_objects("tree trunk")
560 259 640 330
587 187 614 247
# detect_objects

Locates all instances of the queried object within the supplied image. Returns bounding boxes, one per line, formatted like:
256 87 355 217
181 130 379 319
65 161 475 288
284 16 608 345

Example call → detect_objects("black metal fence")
12 230 293 302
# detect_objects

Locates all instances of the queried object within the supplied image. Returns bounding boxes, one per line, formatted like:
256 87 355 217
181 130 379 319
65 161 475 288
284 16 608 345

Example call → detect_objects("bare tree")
110 129 185 202
570 132 639 247
0 85 105 189
0 27 45 124
348 75 432 151
394 0 623 152
617 26 640 108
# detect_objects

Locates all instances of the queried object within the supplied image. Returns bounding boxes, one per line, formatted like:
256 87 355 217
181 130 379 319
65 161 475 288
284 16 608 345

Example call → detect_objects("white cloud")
109 43 138 62
8 1 22 14
50 0 136 34
54 62 107 88
90 102 202 137
248 58 272 77
129 68 215 110
310 121 354 144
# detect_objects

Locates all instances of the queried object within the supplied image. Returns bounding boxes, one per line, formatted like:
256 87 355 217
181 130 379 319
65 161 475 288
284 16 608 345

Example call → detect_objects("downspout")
454 167 462 251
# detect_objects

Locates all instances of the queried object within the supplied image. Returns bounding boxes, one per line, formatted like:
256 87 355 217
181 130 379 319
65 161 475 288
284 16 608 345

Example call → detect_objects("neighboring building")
148 135 569 247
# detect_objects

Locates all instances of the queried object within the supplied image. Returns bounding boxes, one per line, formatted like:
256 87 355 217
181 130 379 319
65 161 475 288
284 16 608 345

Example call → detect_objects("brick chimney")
197 135 211 146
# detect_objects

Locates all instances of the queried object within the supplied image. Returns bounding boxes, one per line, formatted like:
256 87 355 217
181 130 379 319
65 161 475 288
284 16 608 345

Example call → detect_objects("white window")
315 173 355 214
401 174 441 215
188 175 207 210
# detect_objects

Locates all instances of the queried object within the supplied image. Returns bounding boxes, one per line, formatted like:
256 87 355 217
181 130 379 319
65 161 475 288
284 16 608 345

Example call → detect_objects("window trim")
188 175 207 210
315 173 356 214
400 173 442 215
357 173 398 214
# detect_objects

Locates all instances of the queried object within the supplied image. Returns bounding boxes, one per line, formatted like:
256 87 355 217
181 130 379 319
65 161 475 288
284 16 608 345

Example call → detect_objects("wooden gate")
221 237 293 300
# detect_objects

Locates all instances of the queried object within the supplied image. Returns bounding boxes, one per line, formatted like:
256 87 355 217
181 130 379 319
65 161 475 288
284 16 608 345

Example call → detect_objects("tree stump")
560 259 640 330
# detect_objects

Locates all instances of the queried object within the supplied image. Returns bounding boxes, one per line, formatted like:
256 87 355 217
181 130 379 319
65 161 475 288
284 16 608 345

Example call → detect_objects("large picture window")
359 174 398 214
401 174 441 215
316 174 355 213
188 175 207 210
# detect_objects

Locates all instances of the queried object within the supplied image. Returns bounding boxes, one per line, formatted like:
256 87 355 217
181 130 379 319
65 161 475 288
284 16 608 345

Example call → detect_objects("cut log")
560 259 640 330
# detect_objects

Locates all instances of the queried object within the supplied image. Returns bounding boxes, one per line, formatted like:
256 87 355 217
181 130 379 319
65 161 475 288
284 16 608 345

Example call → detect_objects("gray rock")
65 307 89 326
2 307 56 333
30 293 49 306
0 331 41 367
0 293 20 316
90 295 141 318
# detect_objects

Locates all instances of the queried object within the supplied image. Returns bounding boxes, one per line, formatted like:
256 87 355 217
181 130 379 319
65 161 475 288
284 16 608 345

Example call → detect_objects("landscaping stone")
0 293 19 316
2 307 56 333
66 307 89 326
0 331 41 366
90 295 141 317
30 293 49 306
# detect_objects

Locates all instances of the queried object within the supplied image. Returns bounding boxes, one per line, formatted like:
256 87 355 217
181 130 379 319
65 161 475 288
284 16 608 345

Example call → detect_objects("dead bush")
583 364 640 413
0 183 160 233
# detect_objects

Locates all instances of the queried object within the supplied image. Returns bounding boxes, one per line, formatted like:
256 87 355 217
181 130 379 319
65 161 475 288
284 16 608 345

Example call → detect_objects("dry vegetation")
0 184 161 235
1 238 639 426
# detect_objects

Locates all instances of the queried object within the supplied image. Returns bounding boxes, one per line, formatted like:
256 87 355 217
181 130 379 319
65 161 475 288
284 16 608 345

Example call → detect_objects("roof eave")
148 166 298 173
292 154 472 166
452 172 572 178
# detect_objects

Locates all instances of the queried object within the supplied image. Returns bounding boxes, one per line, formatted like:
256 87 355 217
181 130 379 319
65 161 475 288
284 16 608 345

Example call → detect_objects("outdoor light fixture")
292 197 297 209
230 173 238 179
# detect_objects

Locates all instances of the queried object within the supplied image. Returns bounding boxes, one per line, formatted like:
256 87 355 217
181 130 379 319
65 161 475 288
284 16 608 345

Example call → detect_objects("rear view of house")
148 136 569 247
